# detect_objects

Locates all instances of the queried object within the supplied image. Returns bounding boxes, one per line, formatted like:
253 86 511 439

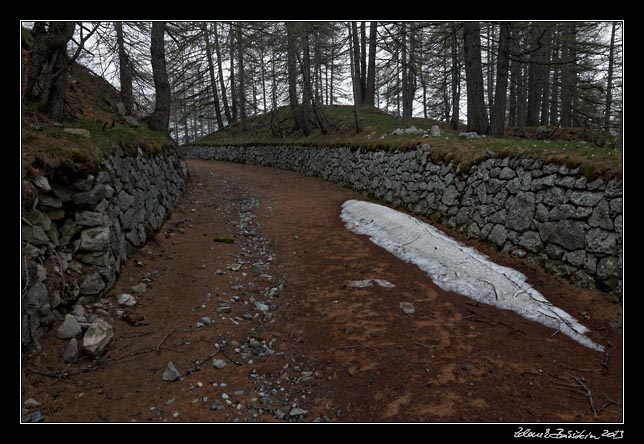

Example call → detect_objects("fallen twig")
412 341 440 350
183 349 221 376
465 309 527 335
157 322 182 353
222 348 243 366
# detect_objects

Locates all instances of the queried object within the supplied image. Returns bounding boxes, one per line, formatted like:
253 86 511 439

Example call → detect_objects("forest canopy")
21 21 623 148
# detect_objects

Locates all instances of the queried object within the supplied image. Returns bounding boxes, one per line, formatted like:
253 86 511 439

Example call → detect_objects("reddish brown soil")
21 159 623 423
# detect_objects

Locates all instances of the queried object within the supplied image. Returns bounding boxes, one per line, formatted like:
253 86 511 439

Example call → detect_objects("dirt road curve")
22 159 623 423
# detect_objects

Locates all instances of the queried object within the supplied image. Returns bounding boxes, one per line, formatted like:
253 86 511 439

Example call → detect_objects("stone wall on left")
21 147 188 352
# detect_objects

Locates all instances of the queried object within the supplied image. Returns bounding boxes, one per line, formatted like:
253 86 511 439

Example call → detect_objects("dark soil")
21 159 623 423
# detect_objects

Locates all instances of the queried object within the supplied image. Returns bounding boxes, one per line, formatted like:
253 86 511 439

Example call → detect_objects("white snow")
350 279 396 288
340 199 604 352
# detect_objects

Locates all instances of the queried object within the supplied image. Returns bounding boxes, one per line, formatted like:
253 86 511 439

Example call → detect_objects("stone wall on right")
184 145 623 296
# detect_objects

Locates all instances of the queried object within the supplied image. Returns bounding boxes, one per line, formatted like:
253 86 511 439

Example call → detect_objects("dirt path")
22 159 623 423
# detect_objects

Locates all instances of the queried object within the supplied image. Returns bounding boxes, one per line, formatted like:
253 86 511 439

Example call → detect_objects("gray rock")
79 272 105 295
535 204 549 222
131 283 147 294
564 250 586 268
22 224 50 246
540 187 567 206
518 231 542 253
57 314 82 339
116 102 127 116
499 167 516 180
586 229 617 254
570 191 603 207
29 411 44 423
124 116 139 128
46 209 65 220
588 200 613 229
24 398 40 409
505 192 535 232
442 185 459 206
255 302 269 312
24 281 48 312
609 198 622 215
80 226 111 252
63 337 79 363
33 176 51 192
82 319 114 356
63 128 91 138
584 254 598 274
571 270 595 289
289 407 308 417
400 302 415 315
459 132 480 139
488 224 508 246
73 175 95 192
597 256 619 281
163 361 180 381
117 293 136 307
213 359 227 369
430 125 441 137
73 184 107 206
200 316 213 326
76 211 108 227
538 220 586 251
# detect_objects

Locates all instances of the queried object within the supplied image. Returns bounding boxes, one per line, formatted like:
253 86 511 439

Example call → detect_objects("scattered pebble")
213 359 227 369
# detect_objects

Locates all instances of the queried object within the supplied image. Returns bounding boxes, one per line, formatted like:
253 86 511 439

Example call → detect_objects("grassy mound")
195 105 622 179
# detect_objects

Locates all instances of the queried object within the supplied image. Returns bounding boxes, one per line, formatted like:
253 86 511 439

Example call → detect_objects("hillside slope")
21 29 175 183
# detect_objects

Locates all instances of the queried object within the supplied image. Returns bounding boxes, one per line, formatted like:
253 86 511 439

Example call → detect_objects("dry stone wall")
21 147 188 350
185 144 622 296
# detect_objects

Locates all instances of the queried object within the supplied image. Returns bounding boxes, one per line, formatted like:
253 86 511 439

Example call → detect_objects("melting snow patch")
340 199 604 352
350 279 396 288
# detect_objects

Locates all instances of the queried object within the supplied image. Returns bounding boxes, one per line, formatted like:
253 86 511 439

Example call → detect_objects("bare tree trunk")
463 21 489 134
365 21 378 106
260 56 267 113
114 22 134 115
149 22 171 134
201 22 223 128
229 23 238 122
486 23 495 111
299 24 327 134
286 22 310 135
25 22 76 121
401 22 415 119
347 22 362 133
526 22 548 126
537 25 552 126
489 22 511 137
360 22 367 101
603 21 617 135
213 23 232 124
450 25 460 130
236 23 246 130
549 34 560 126
351 22 363 105
560 22 576 127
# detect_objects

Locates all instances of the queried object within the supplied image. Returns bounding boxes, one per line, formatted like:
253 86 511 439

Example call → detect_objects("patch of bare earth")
22 159 622 423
